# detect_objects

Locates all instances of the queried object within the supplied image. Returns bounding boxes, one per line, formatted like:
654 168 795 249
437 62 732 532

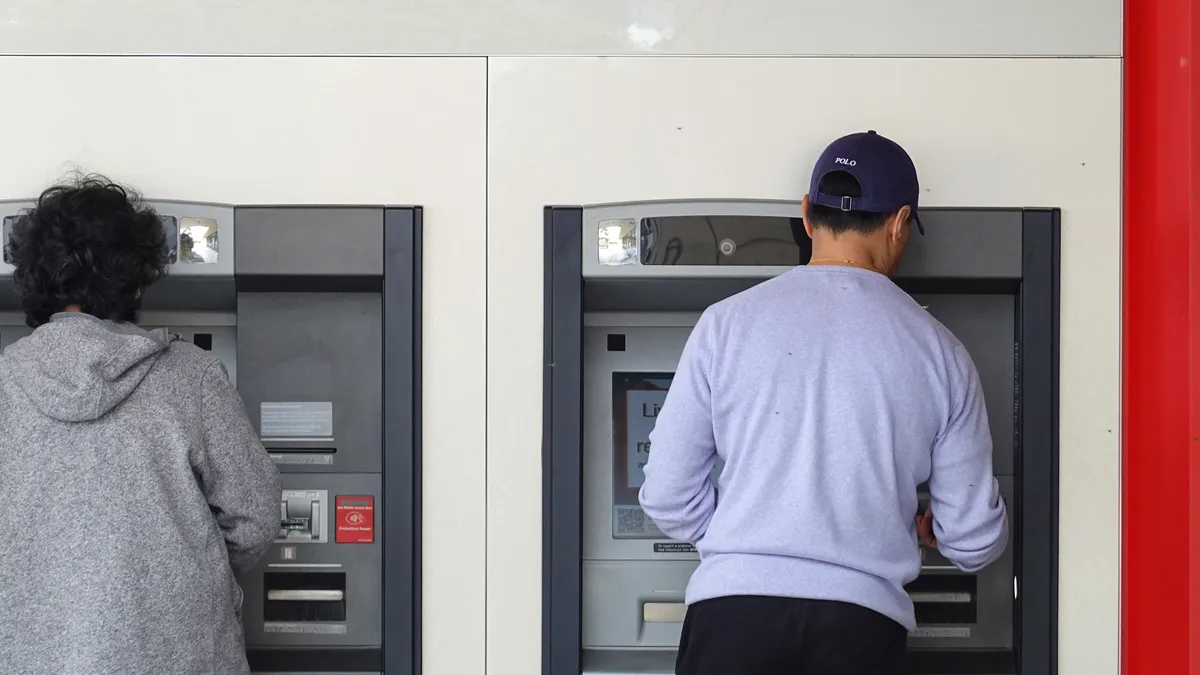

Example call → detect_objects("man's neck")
809 239 885 274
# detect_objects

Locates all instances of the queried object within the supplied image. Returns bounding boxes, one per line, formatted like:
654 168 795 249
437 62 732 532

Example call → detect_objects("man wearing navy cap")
639 131 1008 674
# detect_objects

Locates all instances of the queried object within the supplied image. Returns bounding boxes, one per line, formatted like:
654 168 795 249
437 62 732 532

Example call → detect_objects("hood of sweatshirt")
3 312 170 422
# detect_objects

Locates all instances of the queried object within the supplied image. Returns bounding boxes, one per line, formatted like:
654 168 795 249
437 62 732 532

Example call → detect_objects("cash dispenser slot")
907 575 977 625
263 572 347 623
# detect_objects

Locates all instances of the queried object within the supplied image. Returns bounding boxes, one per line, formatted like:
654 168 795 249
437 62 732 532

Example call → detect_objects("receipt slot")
543 201 1059 675
0 201 422 675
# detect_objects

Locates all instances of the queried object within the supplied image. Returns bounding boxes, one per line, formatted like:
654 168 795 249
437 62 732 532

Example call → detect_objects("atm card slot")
277 490 327 543
263 572 347 623
261 438 337 453
280 518 313 534
906 575 977 625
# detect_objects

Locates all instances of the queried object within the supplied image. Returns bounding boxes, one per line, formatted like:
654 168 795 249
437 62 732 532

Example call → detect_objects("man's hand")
915 506 938 550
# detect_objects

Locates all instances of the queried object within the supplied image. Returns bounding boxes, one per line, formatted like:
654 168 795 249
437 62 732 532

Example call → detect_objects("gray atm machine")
542 201 1059 675
0 200 422 675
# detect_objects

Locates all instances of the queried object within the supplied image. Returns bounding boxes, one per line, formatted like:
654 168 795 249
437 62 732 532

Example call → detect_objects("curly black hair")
8 175 169 327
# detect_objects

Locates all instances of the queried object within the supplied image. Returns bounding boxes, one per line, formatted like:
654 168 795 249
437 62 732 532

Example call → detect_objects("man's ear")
801 195 814 238
890 205 912 243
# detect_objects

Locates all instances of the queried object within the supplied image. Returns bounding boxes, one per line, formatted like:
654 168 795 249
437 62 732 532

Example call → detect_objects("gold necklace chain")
808 257 880 274
808 257 859 266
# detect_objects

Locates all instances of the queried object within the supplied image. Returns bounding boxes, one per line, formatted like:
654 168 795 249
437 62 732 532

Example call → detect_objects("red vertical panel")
1192 3 1200 672
1191 5 1200 671
1123 0 1196 671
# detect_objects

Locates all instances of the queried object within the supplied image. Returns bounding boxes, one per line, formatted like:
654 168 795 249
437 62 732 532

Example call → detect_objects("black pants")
675 595 907 675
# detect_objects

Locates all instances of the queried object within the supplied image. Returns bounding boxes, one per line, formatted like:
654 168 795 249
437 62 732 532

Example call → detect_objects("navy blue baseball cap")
808 130 923 234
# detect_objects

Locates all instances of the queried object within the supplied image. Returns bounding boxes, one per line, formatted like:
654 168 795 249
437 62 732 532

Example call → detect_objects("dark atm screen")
2 216 14 264
640 215 811 266
159 215 180 264
4 214 181 265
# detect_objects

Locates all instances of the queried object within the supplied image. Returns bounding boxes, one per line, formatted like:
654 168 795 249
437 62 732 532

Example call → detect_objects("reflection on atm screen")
158 215 179 264
3 215 18 264
178 217 219 264
611 372 673 540
639 215 811 266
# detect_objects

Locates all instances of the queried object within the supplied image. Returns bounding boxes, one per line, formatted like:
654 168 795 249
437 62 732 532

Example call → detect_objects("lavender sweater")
638 265 1008 630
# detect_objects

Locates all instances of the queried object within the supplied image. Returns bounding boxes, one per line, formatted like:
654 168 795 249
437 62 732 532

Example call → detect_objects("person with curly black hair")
8 176 169 327
0 176 280 675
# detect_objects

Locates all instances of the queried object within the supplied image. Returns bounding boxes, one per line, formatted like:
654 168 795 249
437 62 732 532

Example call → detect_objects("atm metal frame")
542 204 1059 675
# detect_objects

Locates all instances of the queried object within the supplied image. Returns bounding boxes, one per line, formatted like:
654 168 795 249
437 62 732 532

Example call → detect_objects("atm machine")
0 200 422 675
542 201 1059 675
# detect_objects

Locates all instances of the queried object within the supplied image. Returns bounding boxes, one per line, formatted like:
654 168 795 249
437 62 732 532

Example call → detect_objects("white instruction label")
261 402 333 438
263 622 347 635
911 626 971 639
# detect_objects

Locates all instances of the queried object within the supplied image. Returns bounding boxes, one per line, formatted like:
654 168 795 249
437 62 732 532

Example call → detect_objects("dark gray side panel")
235 208 384 277
544 207 584 675
383 207 422 675
1017 209 1060 675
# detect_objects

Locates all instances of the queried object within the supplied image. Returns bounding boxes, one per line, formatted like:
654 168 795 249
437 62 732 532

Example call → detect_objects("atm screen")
611 372 673 539
640 215 810 266
177 217 220 264
4 214 180 265
159 215 180 264
2 216 15 264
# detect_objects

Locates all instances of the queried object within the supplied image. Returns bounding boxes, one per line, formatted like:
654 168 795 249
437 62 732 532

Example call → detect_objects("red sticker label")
335 495 375 544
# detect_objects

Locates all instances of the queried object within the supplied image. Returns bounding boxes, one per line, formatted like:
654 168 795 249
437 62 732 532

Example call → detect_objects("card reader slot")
262 439 337 453
277 492 325 543
263 572 347 623
906 575 976 625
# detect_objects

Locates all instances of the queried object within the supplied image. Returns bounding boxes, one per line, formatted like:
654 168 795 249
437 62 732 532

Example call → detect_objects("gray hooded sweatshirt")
0 312 281 675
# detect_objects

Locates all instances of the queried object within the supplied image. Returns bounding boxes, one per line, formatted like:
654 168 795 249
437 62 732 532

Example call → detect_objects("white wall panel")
487 56 1121 675
0 0 1121 57
0 55 488 675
